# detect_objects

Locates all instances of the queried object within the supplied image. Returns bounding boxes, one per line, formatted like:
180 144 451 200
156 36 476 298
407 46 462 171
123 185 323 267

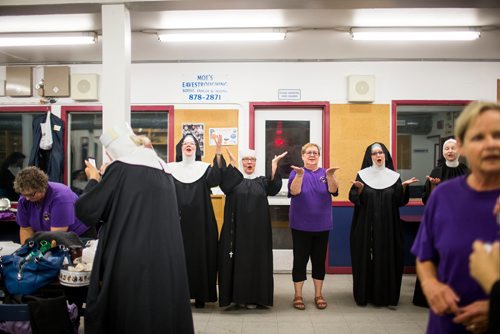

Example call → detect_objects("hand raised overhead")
225 148 237 166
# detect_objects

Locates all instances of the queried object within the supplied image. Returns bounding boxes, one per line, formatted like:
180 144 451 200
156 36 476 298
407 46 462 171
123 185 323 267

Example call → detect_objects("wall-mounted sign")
181 74 229 102
278 89 301 100
209 128 238 146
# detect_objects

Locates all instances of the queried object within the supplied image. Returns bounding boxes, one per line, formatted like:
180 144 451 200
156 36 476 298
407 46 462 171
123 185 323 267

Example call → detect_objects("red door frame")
249 101 330 167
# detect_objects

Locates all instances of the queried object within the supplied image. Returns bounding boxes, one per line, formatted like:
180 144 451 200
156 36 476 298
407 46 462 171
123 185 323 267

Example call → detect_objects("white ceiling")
0 0 499 65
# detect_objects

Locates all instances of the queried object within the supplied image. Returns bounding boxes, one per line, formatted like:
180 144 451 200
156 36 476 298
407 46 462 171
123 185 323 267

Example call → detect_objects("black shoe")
195 300 205 308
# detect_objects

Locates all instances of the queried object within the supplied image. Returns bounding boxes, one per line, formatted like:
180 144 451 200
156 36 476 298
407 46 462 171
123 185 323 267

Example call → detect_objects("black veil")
175 133 202 162
360 142 395 171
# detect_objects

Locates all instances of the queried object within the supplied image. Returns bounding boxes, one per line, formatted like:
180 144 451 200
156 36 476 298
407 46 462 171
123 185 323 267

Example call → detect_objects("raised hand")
225 148 237 167
290 165 304 176
214 134 223 154
403 177 419 186
426 175 441 185
84 159 100 181
272 151 288 165
326 166 340 177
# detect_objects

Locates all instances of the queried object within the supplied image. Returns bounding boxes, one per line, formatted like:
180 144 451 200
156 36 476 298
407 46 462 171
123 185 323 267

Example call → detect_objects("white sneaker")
246 304 257 309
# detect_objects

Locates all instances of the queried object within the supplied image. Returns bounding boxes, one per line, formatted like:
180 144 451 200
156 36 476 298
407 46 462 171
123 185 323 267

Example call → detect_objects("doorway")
249 102 330 272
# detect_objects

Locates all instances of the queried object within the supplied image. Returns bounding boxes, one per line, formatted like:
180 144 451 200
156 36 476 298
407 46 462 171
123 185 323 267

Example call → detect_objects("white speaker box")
347 75 375 103
71 74 99 100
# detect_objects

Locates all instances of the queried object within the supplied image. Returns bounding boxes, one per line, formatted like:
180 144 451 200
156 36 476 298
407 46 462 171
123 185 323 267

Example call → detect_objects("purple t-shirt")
411 175 499 334
288 168 337 232
16 182 88 236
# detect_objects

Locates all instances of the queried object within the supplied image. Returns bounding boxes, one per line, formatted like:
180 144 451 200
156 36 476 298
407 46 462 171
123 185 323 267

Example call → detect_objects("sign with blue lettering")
181 74 229 101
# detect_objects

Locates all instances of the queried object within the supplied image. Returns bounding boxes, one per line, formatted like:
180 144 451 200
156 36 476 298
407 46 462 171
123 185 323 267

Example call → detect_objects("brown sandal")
314 296 327 310
293 296 305 310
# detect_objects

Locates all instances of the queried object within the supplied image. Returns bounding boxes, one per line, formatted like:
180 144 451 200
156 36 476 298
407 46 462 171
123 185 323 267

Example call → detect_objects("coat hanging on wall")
28 112 64 182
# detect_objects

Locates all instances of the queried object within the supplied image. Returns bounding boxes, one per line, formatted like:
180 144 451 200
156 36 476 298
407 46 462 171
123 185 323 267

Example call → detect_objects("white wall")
1 61 499 152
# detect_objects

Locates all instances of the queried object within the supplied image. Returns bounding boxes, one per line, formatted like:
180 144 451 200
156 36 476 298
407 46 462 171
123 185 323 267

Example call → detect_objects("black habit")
218 166 281 307
28 113 64 182
421 162 469 204
171 156 222 303
349 143 410 306
75 162 194 334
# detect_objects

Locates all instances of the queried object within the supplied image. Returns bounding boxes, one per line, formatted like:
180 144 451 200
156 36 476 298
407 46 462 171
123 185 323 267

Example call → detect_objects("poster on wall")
182 123 205 157
209 128 238 146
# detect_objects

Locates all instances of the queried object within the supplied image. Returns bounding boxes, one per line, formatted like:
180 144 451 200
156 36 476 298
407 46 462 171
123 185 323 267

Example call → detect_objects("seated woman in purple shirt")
288 142 339 310
13 166 96 244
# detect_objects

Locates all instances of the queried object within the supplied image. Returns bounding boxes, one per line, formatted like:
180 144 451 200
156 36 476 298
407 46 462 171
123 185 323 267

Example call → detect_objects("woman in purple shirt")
412 101 500 334
288 143 339 310
14 166 95 244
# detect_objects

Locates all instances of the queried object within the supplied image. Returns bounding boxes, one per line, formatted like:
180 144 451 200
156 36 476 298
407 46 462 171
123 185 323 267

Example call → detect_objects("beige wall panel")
330 104 391 202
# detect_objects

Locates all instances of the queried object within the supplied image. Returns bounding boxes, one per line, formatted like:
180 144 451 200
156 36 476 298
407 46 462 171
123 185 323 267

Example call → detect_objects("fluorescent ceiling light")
157 28 286 42
0 32 97 46
350 28 480 41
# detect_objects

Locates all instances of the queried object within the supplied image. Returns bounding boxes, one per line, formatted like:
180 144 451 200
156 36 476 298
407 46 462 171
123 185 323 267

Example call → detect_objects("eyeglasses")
22 191 37 198
371 151 384 156
182 142 195 146
242 158 256 162
304 151 319 156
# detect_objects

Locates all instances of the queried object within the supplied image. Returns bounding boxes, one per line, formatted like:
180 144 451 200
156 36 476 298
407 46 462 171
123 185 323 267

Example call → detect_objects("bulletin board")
174 108 239 163
329 104 391 202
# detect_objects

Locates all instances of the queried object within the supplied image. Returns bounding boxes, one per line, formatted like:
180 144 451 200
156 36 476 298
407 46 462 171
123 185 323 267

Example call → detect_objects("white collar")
115 147 166 170
165 160 210 183
358 166 400 189
243 172 257 179
445 159 460 167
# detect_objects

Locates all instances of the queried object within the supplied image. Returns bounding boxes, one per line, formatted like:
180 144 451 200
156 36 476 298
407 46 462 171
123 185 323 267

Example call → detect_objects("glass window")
68 111 168 194
0 112 45 201
264 120 310 179
396 104 464 200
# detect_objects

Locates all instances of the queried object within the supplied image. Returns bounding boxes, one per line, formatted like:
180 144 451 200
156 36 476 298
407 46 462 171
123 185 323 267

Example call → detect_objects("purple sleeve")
287 170 297 198
411 195 438 262
49 202 76 228
15 198 30 228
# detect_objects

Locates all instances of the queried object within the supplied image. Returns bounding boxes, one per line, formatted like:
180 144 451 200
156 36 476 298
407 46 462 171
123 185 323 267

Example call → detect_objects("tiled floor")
78 274 429 334
190 274 429 334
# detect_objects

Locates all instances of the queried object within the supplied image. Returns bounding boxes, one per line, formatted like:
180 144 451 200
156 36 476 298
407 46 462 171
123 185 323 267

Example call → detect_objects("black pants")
291 228 329 282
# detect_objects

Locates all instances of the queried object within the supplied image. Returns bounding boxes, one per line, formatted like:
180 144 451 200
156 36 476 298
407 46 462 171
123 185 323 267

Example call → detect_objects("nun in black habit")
218 148 287 308
165 133 224 308
75 123 194 334
421 138 469 205
349 142 418 306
